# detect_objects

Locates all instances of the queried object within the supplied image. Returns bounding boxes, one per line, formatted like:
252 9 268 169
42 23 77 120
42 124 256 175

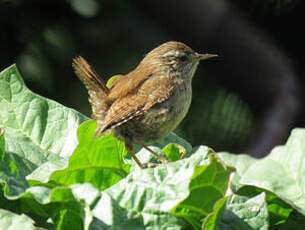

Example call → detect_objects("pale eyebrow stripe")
162 50 182 57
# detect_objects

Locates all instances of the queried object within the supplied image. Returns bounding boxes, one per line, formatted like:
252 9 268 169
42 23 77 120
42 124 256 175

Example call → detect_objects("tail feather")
72 56 109 121
72 56 109 94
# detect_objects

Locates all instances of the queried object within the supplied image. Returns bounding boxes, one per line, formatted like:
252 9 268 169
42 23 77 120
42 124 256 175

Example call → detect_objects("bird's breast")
139 79 192 141
113 78 192 144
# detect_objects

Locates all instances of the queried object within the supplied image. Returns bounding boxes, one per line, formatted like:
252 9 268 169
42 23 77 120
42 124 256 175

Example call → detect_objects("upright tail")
72 56 109 124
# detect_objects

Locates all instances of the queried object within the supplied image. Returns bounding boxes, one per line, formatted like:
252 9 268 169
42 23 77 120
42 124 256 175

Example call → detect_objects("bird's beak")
195 53 218 62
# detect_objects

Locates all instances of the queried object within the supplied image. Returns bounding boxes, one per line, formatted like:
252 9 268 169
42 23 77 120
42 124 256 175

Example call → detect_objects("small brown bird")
73 41 217 168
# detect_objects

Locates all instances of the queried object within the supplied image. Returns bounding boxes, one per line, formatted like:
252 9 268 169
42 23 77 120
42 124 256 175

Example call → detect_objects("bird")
72 41 217 168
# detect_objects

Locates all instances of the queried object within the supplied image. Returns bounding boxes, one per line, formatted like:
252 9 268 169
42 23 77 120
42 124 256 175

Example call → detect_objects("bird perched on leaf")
73 41 217 168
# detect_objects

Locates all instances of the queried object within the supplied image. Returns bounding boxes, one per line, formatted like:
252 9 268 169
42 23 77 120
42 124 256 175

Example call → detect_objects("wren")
72 41 217 168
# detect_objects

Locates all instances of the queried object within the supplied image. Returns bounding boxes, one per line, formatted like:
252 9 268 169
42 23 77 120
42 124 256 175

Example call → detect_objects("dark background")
1 0 304 157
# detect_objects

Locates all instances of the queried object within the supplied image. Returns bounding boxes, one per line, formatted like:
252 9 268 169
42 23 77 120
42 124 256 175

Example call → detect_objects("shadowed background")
0 0 303 157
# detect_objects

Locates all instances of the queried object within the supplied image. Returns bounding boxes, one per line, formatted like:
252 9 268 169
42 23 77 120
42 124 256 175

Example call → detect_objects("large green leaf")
203 193 269 230
0 65 87 196
202 197 228 230
0 65 87 160
91 147 233 229
171 152 233 229
1 145 233 229
0 183 97 229
49 120 130 190
218 128 305 216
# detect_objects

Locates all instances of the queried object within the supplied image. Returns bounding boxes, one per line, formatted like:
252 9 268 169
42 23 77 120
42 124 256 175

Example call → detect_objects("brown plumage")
73 41 217 168
72 57 109 122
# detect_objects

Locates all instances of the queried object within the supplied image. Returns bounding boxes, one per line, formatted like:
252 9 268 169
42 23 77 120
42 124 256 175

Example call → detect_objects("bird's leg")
136 141 168 164
125 142 145 169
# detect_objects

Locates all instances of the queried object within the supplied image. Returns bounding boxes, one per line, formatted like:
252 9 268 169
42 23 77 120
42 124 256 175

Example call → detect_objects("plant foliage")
0 65 304 229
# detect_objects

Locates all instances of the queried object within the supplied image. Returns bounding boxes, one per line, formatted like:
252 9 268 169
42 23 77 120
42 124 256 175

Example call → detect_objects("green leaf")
202 197 228 230
49 120 130 190
48 185 93 229
266 192 293 226
91 147 232 229
171 152 234 229
223 193 269 229
131 132 192 164
0 209 40 230
204 193 269 230
128 132 193 168
155 132 192 154
26 155 68 187
218 128 305 220
276 210 305 230
0 128 32 197
163 143 186 162
0 183 98 229
0 65 87 160
0 64 87 197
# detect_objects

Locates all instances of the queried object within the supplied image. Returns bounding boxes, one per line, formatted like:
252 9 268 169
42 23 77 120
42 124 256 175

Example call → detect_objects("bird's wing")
72 57 109 120
96 75 173 136
106 66 151 103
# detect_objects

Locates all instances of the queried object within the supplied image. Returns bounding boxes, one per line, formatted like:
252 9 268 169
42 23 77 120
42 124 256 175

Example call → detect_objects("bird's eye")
179 55 187 62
